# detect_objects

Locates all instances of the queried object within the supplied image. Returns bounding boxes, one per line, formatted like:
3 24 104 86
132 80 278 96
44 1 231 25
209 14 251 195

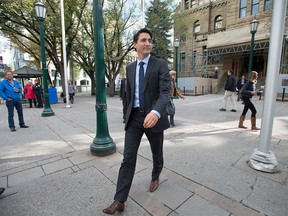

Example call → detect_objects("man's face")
227 71 231 76
134 32 152 59
5 72 13 81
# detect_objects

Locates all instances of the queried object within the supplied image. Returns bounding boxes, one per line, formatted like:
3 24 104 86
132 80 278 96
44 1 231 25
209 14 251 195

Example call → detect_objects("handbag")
166 98 175 115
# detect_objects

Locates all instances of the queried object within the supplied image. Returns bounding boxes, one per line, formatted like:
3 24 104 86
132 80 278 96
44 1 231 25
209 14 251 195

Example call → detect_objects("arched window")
214 15 223 30
194 20 200 34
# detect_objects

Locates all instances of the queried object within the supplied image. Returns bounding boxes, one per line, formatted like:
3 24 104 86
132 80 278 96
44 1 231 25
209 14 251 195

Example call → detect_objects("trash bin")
48 87 58 104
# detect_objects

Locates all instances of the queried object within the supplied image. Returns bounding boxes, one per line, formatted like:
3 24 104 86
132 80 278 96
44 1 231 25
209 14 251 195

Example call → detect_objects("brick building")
174 0 288 90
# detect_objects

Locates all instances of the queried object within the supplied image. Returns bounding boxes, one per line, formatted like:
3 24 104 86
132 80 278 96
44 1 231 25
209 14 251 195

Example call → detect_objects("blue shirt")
133 54 150 108
133 54 160 118
0 79 23 101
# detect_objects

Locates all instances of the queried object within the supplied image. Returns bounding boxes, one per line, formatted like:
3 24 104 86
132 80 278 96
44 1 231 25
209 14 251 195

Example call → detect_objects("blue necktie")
139 61 145 110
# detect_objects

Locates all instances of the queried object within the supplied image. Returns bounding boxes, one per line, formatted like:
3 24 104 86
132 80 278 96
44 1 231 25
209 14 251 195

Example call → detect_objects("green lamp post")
174 39 179 87
248 19 259 74
34 1 54 117
90 0 116 156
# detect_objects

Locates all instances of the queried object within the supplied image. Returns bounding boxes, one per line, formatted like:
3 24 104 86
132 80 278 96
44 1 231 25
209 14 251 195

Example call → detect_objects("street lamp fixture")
34 1 54 117
248 19 259 74
90 0 116 156
174 39 179 87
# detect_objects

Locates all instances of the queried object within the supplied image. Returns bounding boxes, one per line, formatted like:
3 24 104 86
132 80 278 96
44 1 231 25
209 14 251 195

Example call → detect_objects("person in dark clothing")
33 79 43 108
219 70 237 112
238 71 260 130
236 74 247 101
102 28 171 215
168 70 185 127
119 77 128 123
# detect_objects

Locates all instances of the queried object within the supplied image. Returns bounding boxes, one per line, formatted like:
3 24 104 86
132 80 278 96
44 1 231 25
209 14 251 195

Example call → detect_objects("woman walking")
24 80 36 108
238 71 260 130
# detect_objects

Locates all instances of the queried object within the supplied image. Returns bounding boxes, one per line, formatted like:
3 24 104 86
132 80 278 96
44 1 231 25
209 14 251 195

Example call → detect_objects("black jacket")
225 75 236 92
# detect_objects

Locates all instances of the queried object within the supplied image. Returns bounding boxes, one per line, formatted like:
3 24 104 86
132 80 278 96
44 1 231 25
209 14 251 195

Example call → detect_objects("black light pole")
90 0 116 156
35 1 54 117
174 39 179 87
248 19 259 74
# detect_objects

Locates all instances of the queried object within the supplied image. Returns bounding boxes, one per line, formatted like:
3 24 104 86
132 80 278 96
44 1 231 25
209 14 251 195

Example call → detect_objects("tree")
103 0 136 96
0 0 88 95
145 0 173 61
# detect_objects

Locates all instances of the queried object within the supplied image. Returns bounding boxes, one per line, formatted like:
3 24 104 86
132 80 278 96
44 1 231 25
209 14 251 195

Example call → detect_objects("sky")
0 35 12 65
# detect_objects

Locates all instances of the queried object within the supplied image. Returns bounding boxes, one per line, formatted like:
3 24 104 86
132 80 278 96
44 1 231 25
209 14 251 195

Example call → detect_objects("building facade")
174 0 288 90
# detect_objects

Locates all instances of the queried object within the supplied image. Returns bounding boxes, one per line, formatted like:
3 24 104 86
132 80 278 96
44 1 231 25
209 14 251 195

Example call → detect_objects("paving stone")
150 179 193 210
42 159 73 175
176 194 230 216
8 167 45 187
68 150 96 165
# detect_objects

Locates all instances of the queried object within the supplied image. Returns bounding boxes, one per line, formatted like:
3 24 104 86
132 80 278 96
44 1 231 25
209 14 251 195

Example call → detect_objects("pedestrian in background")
236 74 247 101
68 81 76 104
24 80 37 108
103 28 171 215
168 70 185 127
119 77 128 123
219 70 237 112
238 71 260 130
0 71 29 132
33 79 43 108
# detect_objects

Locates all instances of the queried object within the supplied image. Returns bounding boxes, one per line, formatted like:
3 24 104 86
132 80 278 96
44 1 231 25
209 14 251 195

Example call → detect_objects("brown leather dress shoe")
148 179 159 192
102 201 124 215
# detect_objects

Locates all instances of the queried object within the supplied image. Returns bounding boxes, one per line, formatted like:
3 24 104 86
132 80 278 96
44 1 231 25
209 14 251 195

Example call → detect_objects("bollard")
195 87 197 96
282 88 285 102
202 86 204 95
183 87 186 95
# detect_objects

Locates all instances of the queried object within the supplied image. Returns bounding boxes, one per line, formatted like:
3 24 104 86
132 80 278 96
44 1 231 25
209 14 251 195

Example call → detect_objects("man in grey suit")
103 28 171 215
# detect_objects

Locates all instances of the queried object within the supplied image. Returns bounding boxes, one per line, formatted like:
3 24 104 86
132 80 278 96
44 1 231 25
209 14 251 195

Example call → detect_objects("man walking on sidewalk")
102 28 171 215
219 70 237 112
0 71 29 132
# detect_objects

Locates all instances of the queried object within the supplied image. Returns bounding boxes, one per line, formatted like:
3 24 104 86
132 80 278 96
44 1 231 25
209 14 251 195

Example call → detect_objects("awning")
12 66 42 78
207 22 270 49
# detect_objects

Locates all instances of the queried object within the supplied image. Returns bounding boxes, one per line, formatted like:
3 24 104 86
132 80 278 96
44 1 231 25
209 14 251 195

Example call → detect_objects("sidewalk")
0 93 287 216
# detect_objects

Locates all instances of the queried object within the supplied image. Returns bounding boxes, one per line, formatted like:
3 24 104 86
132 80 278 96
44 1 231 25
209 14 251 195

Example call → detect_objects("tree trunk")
108 81 115 97
91 76 96 95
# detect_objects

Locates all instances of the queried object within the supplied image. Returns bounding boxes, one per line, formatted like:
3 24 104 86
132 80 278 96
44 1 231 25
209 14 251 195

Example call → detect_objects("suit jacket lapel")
129 61 137 95
144 56 155 90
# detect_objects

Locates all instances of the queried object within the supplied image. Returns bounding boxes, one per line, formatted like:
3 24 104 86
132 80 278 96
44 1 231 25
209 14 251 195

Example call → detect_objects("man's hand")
143 112 158 128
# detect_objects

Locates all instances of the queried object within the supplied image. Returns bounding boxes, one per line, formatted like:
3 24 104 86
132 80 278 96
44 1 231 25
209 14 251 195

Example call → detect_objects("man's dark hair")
133 28 153 43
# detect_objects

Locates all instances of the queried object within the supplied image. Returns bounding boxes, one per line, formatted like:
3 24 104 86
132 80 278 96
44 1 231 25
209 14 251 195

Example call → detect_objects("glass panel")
251 4 259 15
240 8 246 18
180 53 186 73
194 21 200 33
240 0 247 7
265 0 272 11
215 16 222 30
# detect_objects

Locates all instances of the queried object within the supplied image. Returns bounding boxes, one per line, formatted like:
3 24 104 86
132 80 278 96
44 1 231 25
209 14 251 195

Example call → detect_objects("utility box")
48 87 58 104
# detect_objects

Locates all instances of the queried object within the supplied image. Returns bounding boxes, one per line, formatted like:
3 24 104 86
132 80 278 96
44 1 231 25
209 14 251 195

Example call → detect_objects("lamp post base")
248 148 279 173
90 138 116 156
41 108 55 117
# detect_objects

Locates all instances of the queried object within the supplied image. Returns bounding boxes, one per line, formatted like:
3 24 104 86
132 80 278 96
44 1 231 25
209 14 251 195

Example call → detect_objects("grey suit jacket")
125 56 171 132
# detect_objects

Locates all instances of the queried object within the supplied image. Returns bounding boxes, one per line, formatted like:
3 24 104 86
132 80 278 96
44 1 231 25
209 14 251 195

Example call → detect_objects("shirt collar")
137 54 150 66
